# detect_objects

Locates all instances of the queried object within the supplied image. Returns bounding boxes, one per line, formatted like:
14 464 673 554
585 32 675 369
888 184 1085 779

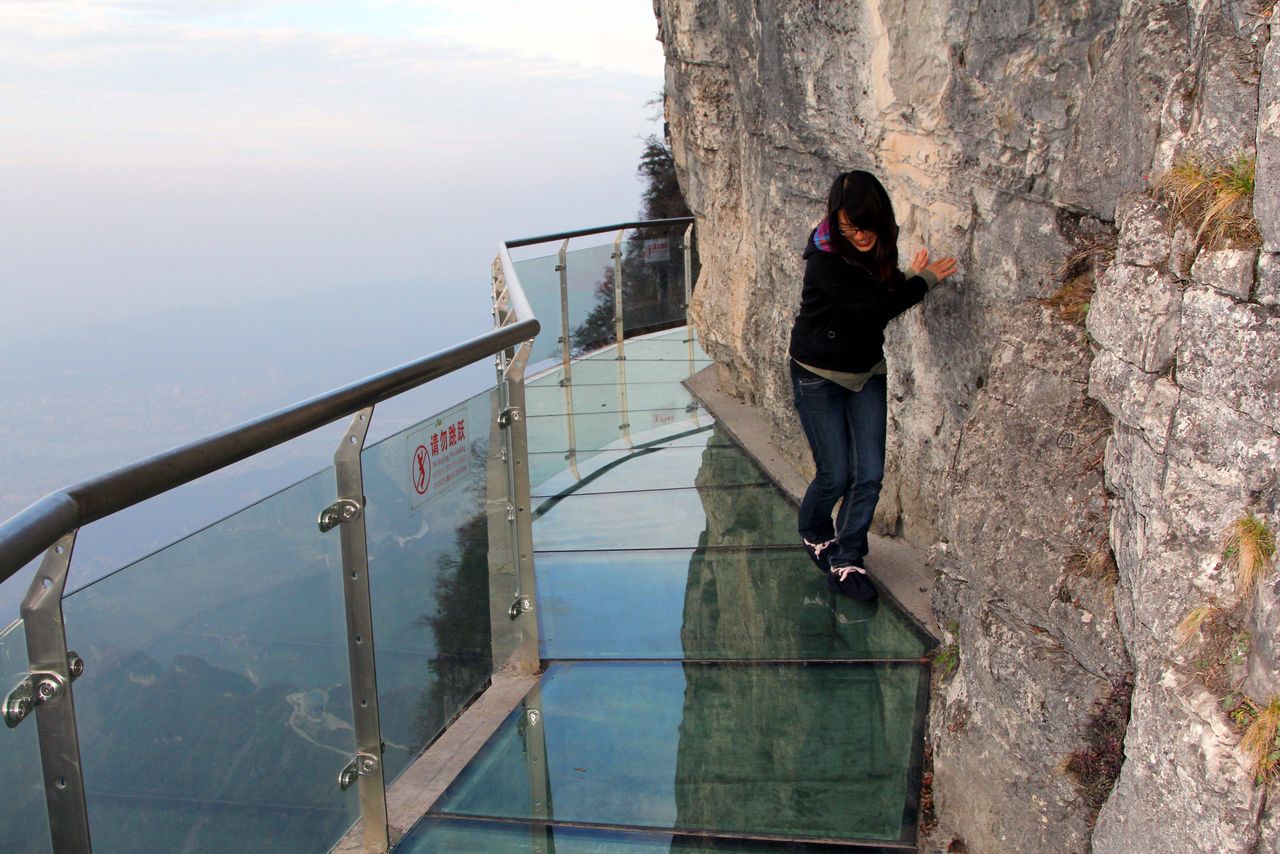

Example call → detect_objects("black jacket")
788 230 930 373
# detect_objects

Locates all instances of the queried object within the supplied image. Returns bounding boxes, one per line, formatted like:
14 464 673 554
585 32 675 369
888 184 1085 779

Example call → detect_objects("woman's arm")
806 253 930 322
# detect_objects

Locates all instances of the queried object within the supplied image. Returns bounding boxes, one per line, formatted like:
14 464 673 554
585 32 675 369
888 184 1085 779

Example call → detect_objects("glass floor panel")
536 548 927 661
427 661 925 845
532 485 796 551
532 441 767 498
399 816 911 852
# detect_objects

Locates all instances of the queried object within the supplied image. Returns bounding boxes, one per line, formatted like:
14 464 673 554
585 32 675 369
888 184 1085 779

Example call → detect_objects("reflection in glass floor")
398 817 914 853
397 329 931 852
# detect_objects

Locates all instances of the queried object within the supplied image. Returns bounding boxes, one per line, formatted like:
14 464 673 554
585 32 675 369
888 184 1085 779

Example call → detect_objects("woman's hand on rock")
926 256 958 281
911 248 958 282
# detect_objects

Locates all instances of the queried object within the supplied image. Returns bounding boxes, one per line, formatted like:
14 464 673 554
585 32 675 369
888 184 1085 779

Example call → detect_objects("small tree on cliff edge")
638 134 691 221
571 134 697 350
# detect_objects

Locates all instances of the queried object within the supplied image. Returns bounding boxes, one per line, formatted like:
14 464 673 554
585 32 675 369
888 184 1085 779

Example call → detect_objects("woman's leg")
791 371 852 545
829 374 887 567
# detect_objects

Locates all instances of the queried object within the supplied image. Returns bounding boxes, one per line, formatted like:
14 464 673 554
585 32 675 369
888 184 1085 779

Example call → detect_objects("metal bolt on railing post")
21 531 92 853
520 684 550 822
321 405 389 854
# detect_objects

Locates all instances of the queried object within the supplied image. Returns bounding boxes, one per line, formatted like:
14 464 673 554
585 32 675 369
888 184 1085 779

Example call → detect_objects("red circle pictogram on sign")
413 445 431 495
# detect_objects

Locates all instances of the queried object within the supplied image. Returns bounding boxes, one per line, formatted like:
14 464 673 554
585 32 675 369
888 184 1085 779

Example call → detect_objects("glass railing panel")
361 388 497 786
531 441 765 498
561 242 620 355
526 424 729 490
429 661 925 844
532 484 794 552
615 333 706 361
0 620 52 854
398 816 880 852
524 406 711 460
621 379 697 414
528 355 709 388
617 225 692 338
524 379 697 419
535 548 926 660
523 378 622 418
61 467 358 854
512 252 567 367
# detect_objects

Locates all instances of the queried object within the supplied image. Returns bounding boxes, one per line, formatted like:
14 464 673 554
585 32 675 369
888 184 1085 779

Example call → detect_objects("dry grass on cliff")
1154 154 1261 250
1044 275 1094 326
1183 605 1248 698
1175 603 1219 647
1240 697 1280 783
1066 538 1119 585
1043 235 1117 327
1225 514 1277 600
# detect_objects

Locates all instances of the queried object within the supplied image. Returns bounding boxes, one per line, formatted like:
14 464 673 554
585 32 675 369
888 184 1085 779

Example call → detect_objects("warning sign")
643 238 670 264
406 403 470 508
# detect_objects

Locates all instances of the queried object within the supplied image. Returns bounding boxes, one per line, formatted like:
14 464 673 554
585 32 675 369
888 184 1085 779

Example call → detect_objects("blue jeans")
791 367 887 568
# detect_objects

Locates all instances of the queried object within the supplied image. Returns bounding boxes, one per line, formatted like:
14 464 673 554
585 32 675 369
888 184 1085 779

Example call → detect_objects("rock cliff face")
655 0 1280 851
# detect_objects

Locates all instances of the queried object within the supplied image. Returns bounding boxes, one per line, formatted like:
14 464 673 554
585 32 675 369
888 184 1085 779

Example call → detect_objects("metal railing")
0 216 695 854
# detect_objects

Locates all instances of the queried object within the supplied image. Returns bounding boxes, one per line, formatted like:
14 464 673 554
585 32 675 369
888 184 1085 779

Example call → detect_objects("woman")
789 170 957 600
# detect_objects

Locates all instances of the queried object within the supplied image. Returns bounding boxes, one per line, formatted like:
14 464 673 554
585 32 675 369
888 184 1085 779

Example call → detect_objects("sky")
0 1 669 597
1 0 666 338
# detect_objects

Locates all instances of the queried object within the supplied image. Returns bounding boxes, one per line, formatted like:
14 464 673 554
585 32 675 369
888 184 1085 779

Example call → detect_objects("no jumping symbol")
413 444 431 495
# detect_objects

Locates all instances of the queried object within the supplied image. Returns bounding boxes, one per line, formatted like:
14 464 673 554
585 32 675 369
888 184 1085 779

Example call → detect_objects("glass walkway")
395 329 933 853
0 220 930 854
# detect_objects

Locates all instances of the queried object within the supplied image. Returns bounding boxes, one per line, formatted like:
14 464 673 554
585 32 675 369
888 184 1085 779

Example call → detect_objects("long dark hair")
826 170 899 281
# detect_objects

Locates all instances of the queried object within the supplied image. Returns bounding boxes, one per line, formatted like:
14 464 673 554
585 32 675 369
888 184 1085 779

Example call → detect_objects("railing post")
681 222 701 424
612 230 633 447
556 238 572 374
18 531 92 853
612 230 626 354
498 341 541 673
321 406 389 854
682 222 695 345
555 239 581 481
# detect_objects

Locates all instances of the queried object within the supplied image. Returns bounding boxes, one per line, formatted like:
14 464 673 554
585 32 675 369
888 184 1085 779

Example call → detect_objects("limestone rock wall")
1089 217 1280 847
656 0 1280 851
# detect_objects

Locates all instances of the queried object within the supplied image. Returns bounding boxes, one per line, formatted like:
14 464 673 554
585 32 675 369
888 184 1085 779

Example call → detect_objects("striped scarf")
813 217 835 254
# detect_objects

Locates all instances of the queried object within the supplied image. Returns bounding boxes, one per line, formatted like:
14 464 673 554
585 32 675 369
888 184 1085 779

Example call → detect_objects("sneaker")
829 563 878 601
803 538 834 573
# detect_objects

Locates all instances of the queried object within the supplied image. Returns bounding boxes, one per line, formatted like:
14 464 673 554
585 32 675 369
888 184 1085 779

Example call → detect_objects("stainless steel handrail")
0 318 540 584
504 216 694 249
